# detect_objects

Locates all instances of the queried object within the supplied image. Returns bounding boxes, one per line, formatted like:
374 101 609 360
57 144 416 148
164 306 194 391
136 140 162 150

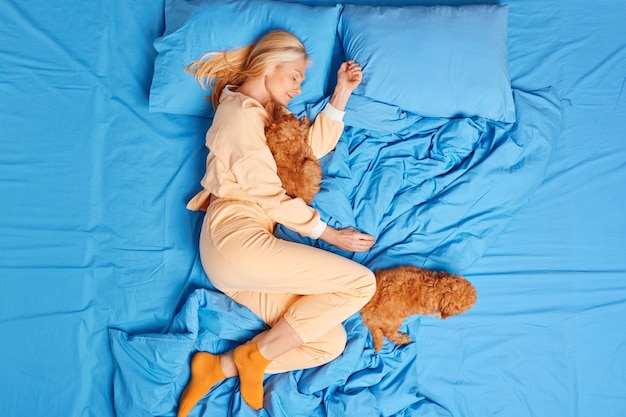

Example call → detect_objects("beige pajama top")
187 86 344 237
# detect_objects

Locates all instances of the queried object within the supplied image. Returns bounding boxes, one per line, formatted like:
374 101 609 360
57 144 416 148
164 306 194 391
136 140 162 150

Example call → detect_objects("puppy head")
435 272 477 318
266 111 310 145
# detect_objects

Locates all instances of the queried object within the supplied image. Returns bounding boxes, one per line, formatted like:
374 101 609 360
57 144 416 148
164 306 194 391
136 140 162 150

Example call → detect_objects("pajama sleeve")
230 146 325 237
308 103 346 159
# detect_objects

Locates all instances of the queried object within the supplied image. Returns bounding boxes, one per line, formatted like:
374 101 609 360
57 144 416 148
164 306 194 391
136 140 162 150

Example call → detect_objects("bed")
1 0 625 416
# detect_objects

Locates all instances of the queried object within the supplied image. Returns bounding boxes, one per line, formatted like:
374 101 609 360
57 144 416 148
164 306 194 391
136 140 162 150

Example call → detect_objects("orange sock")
233 342 271 410
177 352 226 417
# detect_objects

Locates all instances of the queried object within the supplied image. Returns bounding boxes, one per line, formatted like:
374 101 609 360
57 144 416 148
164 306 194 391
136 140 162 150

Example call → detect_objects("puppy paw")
368 326 385 352
386 331 412 346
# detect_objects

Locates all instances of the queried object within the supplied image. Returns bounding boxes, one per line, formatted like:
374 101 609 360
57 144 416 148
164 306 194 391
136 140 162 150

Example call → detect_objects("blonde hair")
185 30 309 109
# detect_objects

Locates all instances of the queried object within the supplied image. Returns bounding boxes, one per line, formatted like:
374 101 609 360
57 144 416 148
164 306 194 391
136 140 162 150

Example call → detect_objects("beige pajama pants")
199 198 376 374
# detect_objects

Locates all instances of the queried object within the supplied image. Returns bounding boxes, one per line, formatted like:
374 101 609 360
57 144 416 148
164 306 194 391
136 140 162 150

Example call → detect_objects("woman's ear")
264 63 279 77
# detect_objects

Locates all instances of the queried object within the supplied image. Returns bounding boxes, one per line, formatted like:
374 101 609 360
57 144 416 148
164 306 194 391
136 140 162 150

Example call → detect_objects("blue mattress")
1 1 625 417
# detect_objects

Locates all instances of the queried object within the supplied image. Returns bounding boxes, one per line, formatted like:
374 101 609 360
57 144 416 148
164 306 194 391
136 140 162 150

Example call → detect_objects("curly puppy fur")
361 265 477 352
265 107 321 204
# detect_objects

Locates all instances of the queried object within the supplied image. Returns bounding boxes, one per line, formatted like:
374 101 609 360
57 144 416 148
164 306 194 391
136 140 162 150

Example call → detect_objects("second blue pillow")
339 4 516 122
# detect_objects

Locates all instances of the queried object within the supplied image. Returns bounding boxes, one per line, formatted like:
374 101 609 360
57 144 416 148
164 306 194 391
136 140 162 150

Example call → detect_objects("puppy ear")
439 292 454 319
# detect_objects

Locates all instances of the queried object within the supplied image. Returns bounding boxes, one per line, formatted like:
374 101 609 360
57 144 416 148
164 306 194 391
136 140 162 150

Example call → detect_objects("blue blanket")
280 88 560 273
109 87 561 417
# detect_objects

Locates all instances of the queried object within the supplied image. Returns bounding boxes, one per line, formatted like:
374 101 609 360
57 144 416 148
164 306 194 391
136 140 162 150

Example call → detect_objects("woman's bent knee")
322 325 348 362
264 325 347 373
358 269 377 303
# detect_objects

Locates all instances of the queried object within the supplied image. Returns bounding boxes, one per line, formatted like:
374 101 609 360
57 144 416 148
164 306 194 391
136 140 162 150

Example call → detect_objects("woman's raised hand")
336 60 363 93
329 60 362 111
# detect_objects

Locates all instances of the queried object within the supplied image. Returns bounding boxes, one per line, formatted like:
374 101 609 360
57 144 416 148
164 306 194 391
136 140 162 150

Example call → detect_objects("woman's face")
264 57 307 107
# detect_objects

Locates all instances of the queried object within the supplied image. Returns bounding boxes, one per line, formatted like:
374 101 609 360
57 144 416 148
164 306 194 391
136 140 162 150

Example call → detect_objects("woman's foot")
233 342 271 410
177 352 226 417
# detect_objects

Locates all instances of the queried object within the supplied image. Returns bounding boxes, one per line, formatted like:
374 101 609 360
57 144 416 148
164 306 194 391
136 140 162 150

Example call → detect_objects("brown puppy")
265 107 321 204
361 265 477 352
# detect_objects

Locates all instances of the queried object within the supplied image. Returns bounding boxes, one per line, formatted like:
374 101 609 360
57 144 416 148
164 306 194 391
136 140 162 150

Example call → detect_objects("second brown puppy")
361 265 477 352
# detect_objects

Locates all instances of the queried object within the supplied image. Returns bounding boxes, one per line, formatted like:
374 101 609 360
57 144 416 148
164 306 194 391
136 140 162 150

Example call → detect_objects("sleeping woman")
178 30 376 417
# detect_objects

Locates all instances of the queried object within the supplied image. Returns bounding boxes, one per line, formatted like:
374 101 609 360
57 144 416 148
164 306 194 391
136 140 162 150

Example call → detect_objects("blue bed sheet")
108 86 560 416
1 1 625 417
279 88 560 273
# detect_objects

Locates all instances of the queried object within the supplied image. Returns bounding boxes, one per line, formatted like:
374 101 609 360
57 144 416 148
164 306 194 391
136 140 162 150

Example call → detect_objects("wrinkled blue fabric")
281 87 560 274
110 289 451 417
109 87 561 417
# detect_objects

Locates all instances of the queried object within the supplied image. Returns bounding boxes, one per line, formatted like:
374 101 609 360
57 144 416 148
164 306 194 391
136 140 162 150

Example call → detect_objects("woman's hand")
319 226 375 252
336 60 363 93
328 60 362 111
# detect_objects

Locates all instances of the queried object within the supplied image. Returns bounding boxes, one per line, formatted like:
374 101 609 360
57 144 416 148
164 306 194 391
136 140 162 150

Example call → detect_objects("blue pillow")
149 0 342 117
339 4 516 122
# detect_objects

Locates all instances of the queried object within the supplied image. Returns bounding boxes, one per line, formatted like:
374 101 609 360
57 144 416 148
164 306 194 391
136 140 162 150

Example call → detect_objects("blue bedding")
1 1 625 417
109 87 560 416
280 88 560 273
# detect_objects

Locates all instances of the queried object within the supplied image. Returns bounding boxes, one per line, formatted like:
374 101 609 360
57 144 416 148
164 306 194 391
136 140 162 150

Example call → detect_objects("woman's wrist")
318 224 335 244
328 85 353 111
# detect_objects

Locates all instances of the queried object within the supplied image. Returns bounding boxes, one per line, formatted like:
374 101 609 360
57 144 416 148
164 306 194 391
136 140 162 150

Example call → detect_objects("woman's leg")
224 290 348 373
179 204 375 414
264 324 347 373
203 223 376 344
202 223 374 409
178 318 346 416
